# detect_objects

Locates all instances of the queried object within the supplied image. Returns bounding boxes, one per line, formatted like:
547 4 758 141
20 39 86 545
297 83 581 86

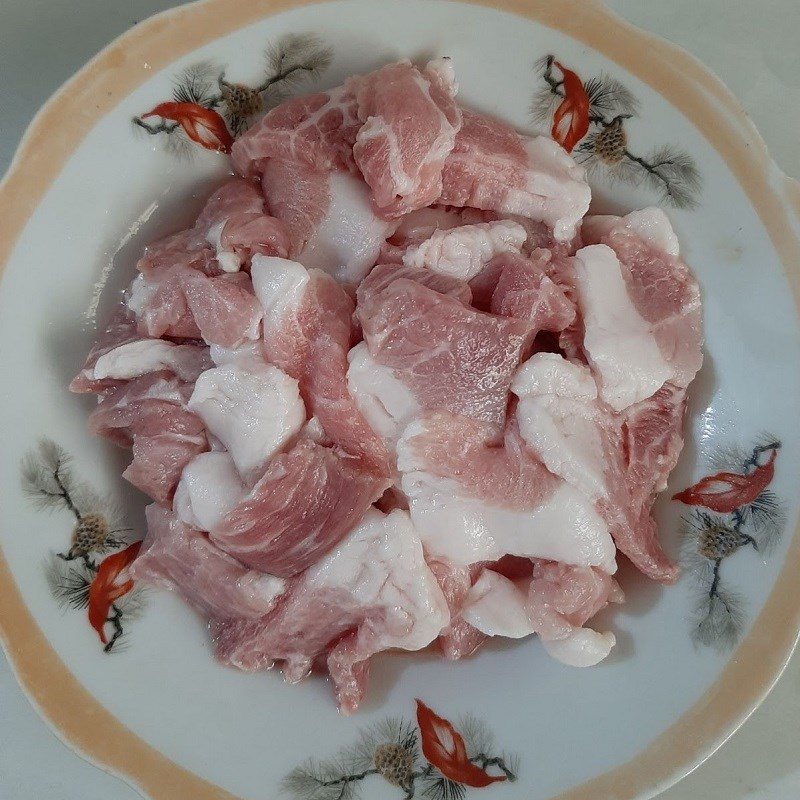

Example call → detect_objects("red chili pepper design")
673 449 777 513
550 62 590 154
87 541 141 644
141 102 234 154
416 699 506 788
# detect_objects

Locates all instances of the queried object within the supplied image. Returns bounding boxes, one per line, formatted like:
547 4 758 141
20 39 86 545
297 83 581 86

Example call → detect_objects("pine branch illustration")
21 439 81 520
103 603 125 653
529 85 561 124
469 753 517 781
419 774 467 800
709 442 749 471
44 554 92 611
163 127 197 160
742 490 785 554
744 434 781 471
458 714 494 759
172 61 220 107
132 117 179 136
692 566 745 651
260 33 333 95
622 144 701 209
583 74 640 118
283 759 374 800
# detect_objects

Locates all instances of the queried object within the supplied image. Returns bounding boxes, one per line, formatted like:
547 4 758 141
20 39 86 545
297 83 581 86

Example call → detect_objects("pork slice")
211 508 449 712
488 250 576 335
513 352 679 583
582 208 679 257
211 439 386 577
402 220 527 281
513 215 583 259
251 255 393 475
346 342 420 444
261 158 397 284
359 261 472 305
135 230 218 284
357 277 528 430
573 244 672 411
200 179 292 273
525 561 621 666
138 178 289 280
438 109 591 242
88 373 208 504
623 381 687 499
188 356 305 483
127 269 202 340
348 59 462 216
427 559 487 660
129 504 286 619
461 570 534 639
70 307 211 394
174 451 247 532
397 413 616 571
457 563 620 667
575 209 702 409
232 85 361 177
208 340 267 367
179 270 263 349
382 205 494 262
621 382 687 577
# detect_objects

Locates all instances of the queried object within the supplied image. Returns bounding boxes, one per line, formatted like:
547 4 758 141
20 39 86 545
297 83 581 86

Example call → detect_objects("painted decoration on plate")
531 55 702 208
132 34 332 154
283 699 518 799
674 435 785 650
21 439 145 652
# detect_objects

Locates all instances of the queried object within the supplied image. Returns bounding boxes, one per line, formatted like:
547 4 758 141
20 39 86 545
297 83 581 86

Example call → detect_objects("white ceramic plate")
2 2 800 799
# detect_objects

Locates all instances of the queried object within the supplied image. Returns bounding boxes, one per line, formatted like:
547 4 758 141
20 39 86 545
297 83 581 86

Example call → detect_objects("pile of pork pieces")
72 58 702 712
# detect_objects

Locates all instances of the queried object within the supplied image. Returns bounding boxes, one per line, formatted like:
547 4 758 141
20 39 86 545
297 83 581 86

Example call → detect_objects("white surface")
0 1 798 799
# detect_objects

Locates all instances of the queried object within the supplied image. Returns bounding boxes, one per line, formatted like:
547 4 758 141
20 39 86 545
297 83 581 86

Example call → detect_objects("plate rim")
1 1 799 798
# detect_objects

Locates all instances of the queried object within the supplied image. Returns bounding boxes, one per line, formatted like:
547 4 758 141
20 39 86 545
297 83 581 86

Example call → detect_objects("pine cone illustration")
594 116 627 164
66 513 109 559
374 742 414 787
221 82 264 119
698 521 750 560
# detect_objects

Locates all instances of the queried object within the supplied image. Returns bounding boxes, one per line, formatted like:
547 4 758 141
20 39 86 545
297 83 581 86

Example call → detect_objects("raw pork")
70 307 211 394
178 271 263 349
402 219 527 280
211 508 449 712
251 255 393 475
358 275 529 430
346 342 420 444
438 109 590 241
575 209 702 410
130 180 288 339
129 504 285 619
397 413 616 571
138 178 289 279
231 85 361 177
513 352 679 583
525 561 621 666
261 158 397 283
428 559 487 660
619 382 687 581
359 261 472 306
487 250 576 335
188 357 305 482
174 452 247 532
211 439 387 577
88 373 207 504
347 59 462 215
